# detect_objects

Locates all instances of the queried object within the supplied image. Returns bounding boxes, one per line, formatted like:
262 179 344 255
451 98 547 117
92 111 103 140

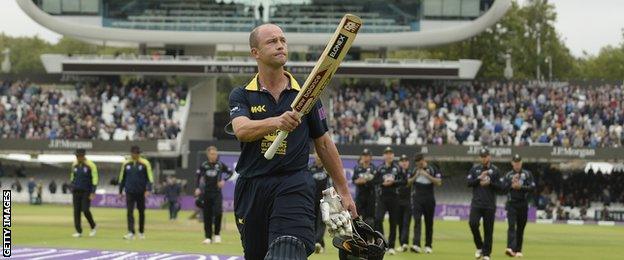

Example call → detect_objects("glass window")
461 0 479 17
61 0 80 13
41 0 61 14
423 0 442 17
442 0 461 17
80 0 99 13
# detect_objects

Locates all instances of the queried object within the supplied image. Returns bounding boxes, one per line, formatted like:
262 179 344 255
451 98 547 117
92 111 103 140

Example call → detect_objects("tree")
390 0 578 80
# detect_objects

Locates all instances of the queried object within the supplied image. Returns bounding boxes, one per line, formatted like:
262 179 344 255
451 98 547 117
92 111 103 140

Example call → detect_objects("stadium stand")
329 81 624 147
0 78 187 140
102 0 414 33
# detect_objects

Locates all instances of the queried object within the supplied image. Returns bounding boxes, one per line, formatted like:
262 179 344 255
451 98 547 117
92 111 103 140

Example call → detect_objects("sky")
0 0 622 57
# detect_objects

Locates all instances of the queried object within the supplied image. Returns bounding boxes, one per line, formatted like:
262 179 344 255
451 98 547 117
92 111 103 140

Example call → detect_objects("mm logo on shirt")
250 105 266 113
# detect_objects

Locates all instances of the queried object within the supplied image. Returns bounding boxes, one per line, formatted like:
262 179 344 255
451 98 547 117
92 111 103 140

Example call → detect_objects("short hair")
249 23 283 49
249 26 260 49
414 153 425 162
207 146 218 152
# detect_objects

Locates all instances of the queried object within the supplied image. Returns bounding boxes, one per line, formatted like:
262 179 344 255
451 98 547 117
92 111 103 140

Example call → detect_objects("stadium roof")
17 0 511 48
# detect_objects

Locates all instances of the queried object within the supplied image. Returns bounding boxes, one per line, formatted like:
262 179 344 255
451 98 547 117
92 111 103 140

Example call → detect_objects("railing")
60 54 466 66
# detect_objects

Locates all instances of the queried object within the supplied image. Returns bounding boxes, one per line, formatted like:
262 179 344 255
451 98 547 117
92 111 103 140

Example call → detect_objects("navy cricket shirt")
229 72 328 178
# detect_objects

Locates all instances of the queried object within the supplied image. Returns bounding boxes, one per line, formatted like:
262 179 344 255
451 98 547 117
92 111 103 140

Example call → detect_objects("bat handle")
264 130 289 160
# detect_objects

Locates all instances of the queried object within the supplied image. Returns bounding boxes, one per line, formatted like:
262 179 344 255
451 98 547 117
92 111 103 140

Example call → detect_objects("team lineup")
69 145 534 260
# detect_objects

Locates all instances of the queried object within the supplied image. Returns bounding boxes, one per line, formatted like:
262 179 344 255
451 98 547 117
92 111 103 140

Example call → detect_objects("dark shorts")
234 170 315 260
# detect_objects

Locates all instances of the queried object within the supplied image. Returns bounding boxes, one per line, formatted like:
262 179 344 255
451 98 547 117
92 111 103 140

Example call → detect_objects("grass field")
13 203 624 259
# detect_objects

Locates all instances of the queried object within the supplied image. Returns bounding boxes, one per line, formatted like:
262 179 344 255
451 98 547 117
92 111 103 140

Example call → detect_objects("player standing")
70 149 98 238
195 146 233 244
228 23 356 260
396 154 412 252
374 147 403 255
352 148 376 226
407 153 442 254
503 154 535 257
119 145 154 240
467 148 504 260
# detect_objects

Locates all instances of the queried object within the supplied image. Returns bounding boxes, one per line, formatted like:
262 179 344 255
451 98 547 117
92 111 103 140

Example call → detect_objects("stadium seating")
0 79 187 140
102 0 415 33
328 82 624 147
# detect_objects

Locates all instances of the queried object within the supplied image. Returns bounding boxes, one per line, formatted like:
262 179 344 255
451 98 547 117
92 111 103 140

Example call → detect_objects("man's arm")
118 162 127 195
467 166 481 187
221 162 234 180
423 166 442 186
314 133 358 217
143 159 154 193
88 160 99 193
521 171 536 192
490 169 506 191
232 112 302 142
229 87 300 142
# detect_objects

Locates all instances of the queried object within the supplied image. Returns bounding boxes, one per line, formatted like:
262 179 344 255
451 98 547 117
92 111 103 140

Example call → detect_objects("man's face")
512 161 522 172
76 155 85 163
361 155 371 165
208 149 218 162
131 153 140 160
480 155 490 165
251 25 288 68
399 160 409 169
416 159 426 169
383 152 394 163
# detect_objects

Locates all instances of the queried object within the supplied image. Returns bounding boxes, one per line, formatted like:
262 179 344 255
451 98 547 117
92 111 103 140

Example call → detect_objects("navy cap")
479 147 490 157
130 145 141 154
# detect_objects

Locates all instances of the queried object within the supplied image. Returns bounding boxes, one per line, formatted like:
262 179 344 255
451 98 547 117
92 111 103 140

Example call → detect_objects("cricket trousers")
506 203 528 252
72 190 96 234
126 192 146 234
469 207 496 257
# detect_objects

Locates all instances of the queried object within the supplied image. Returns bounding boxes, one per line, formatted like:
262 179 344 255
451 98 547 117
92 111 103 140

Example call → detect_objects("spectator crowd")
0 79 187 140
329 81 624 147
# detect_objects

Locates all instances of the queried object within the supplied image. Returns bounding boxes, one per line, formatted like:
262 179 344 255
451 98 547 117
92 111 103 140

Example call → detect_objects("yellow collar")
244 71 301 92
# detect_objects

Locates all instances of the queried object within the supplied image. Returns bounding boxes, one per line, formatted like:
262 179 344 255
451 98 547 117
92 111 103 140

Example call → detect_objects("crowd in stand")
329 81 624 147
533 169 624 220
0 79 186 140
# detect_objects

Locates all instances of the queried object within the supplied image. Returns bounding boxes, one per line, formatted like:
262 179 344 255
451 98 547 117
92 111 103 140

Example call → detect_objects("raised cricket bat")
264 14 362 160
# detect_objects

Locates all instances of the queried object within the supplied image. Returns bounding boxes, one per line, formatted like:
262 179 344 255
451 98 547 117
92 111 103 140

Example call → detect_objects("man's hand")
118 193 124 200
339 190 358 219
217 180 225 189
144 191 150 198
273 111 301 132
511 174 521 190
354 177 367 185
194 188 201 197
480 176 491 186
89 193 95 201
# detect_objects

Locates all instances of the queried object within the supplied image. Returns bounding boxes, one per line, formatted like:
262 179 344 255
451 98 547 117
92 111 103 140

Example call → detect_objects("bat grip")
264 130 289 160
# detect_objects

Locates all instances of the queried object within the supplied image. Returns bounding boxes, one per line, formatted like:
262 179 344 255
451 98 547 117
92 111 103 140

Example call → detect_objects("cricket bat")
264 14 362 160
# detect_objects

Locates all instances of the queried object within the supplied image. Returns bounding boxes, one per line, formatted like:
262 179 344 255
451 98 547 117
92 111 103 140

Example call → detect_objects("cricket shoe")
410 245 422 253
505 248 515 257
